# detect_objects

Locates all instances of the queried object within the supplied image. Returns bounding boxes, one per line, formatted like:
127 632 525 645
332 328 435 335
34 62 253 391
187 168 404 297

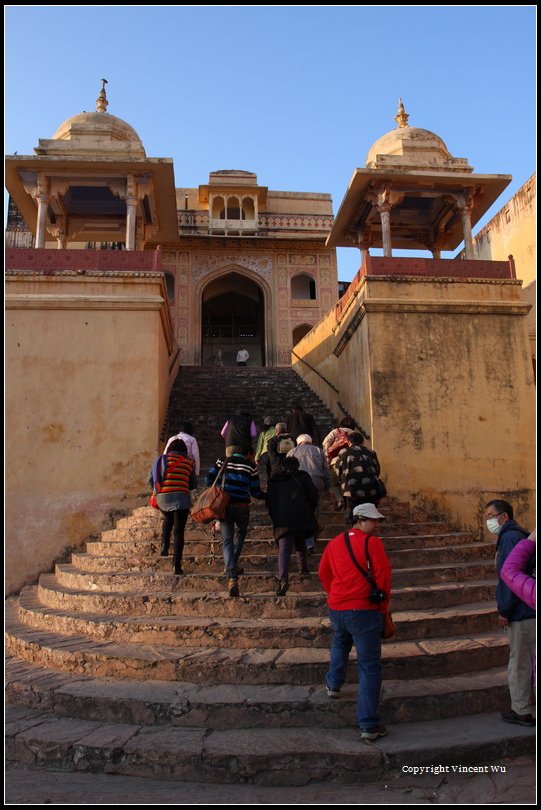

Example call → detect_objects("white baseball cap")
352 503 386 520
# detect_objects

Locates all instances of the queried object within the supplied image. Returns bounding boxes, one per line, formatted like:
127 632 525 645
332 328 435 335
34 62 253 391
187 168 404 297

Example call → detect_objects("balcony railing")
209 218 258 233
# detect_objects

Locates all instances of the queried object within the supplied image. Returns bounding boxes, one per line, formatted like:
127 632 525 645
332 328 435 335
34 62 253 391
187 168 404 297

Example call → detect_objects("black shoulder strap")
343 532 377 588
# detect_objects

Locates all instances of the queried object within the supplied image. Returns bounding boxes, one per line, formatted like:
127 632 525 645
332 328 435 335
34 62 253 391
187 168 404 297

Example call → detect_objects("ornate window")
291 273 317 300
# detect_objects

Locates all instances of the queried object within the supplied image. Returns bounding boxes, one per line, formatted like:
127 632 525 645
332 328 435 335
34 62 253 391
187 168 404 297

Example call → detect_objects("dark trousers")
277 532 308 580
161 509 189 572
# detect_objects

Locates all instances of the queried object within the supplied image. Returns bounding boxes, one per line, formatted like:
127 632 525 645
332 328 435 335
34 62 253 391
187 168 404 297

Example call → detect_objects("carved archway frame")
193 263 275 366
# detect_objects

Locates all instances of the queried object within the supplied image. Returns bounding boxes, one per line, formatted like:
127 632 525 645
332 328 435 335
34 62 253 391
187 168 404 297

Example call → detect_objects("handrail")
291 349 339 394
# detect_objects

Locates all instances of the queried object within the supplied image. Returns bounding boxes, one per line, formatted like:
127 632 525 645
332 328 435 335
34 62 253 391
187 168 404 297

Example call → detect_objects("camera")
369 587 387 604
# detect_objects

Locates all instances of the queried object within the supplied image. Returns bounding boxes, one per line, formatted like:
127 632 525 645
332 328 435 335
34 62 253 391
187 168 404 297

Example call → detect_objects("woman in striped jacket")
154 439 198 575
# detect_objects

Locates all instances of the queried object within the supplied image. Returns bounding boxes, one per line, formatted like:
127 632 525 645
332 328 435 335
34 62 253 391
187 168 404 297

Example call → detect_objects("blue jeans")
326 608 384 730
220 503 250 577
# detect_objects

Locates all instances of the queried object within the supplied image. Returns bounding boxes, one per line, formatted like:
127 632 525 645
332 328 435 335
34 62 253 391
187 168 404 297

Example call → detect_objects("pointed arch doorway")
201 272 266 366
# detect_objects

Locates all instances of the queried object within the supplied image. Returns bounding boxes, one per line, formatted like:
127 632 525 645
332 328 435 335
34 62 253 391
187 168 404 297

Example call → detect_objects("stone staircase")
5 366 535 786
164 365 338 466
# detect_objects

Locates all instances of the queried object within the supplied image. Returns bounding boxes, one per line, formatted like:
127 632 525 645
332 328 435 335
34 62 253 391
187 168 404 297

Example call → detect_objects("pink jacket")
500 539 536 610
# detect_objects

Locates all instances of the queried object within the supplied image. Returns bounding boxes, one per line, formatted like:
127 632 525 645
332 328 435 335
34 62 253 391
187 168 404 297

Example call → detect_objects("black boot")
276 579 289 596
160 543 169 557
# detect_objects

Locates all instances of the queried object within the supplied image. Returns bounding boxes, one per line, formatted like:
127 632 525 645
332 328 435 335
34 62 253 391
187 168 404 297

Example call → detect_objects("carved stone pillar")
368 186 403 259
455 192 475 259
377 203 393 257
35 193 50 249
125 195 138 250
356 234 370 267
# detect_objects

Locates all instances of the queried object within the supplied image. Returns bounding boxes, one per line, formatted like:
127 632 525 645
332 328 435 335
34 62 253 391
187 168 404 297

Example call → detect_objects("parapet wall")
5 252 178 594
293 257 536 532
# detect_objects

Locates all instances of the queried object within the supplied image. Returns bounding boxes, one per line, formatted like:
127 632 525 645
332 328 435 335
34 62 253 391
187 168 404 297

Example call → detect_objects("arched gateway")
200 271 267 366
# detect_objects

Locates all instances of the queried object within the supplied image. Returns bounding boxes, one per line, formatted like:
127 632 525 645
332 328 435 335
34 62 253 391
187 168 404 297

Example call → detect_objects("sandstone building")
5 88 536 592
5 82 338 367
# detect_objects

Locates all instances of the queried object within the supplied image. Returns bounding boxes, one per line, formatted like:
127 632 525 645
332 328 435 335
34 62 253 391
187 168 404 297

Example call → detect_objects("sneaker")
326 685 341 698
173 567 184 576
276 579 289 596
228 579 240 598
361 725 388 742
501 710 535 727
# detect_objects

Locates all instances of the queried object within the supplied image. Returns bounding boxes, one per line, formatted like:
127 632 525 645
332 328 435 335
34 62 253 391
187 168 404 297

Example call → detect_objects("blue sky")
5 6 536 281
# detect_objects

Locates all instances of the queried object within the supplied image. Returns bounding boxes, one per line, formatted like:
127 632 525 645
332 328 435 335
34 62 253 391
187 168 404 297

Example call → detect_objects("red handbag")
149 493 159 510
190 461 230 524
381 610 395 640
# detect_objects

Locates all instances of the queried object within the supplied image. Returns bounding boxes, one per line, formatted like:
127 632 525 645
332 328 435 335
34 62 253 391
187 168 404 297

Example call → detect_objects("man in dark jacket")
221 412 257 456
484 499 535 727
265 457 319 595
287 401 321 445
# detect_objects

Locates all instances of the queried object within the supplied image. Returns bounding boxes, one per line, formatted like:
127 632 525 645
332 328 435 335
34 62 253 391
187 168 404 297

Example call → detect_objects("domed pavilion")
327 100 511 259
5 81 177 249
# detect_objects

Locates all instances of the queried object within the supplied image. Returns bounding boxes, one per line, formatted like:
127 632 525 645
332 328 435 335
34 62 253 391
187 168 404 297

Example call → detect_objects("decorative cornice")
5 294 165 311
361 299 532 316
363 275 523 286
5 269 164 279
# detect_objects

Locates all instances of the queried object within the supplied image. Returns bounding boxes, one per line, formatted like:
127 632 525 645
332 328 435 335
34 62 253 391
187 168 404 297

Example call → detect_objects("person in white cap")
287 433 331 553
318 501 391 743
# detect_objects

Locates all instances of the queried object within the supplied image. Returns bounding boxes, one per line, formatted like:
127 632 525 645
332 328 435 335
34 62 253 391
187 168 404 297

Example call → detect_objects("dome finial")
395 97 409 128
96 79 109 113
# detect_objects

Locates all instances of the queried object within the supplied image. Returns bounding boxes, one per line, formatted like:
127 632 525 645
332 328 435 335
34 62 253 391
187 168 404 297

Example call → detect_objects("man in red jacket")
318 502 391 742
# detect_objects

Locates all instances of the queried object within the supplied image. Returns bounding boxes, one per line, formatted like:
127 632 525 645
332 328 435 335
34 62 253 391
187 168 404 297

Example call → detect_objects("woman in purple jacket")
501 530 536 689
500 530 536 609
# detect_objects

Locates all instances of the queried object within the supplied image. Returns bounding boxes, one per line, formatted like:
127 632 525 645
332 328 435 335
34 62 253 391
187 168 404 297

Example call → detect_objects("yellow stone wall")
5 273 177 595
470 174 536 285
293 273 536 533
470 174 536 363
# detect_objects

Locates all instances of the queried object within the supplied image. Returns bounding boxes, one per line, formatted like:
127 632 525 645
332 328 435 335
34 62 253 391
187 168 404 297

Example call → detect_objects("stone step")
5 657 510 729
74 542 494 573
5 601 509 683
94 529 472 553
52 560 497 593
116 512 453 536
36 576 497 616
5 704 534 786
16 589 499 647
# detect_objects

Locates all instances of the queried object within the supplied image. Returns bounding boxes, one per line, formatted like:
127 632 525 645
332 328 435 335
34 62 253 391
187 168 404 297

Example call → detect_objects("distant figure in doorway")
236 346 250 366
215 346 224 368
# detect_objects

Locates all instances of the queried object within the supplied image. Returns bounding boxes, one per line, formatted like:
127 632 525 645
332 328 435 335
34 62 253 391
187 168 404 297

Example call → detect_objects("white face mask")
486 517 501 534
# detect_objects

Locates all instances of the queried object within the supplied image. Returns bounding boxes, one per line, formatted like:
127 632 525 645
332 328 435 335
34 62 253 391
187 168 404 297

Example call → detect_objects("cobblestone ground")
5 756 536 805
